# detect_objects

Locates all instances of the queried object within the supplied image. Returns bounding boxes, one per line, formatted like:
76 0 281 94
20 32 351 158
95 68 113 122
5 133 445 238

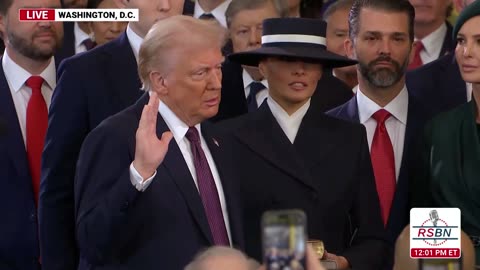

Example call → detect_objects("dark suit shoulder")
90 98 142 138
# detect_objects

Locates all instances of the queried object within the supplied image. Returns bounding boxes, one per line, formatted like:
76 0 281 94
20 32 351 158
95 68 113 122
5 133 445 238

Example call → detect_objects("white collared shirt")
417 23 448 65
2 50 56 145
126 24 143 62
129 93 232 244
74 22 91 54
466 82 473 102
267 97 310 144
242 69 269 108
356 86 408 181
193 0 231 28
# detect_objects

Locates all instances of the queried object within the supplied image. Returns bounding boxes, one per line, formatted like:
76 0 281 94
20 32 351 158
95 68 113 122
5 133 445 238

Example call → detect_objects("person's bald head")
185 247 259 270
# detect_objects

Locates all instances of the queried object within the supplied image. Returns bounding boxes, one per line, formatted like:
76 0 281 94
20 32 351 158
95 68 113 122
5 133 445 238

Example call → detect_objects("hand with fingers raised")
132 92 173 180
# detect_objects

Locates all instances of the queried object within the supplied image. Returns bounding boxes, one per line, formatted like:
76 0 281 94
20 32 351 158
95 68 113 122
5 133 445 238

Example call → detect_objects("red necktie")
25 76 48 206
408 41 424 70
185 127 230 246
370 109 396 226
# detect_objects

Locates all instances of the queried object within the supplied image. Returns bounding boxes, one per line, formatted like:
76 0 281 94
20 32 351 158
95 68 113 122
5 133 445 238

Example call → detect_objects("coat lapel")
234 103 317 191
294 105 341 170
202 122 244 248
0 63 32 191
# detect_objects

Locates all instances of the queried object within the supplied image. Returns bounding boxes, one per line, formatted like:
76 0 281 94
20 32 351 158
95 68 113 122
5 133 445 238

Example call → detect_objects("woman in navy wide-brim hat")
223 17 386 270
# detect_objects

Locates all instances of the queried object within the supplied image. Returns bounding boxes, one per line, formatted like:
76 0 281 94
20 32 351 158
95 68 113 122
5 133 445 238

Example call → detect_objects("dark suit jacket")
55 22 75 68
74 93 244 269
327 94 428 268
213 60 353 122
39 32 143 270
439 22 455 58
183 0 195 16
220 102 386 270
406 53 467 120
0 60 40 270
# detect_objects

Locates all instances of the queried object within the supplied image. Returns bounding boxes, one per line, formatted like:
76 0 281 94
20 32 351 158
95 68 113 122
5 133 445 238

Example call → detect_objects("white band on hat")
262 34 326 46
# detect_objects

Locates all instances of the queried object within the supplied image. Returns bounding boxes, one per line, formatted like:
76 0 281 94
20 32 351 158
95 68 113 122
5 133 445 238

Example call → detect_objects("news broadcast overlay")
19 9 139 22
410 208 461 259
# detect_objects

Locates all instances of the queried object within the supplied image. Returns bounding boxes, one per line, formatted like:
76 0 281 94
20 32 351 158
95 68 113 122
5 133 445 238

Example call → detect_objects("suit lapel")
235 103 317 191
135 94 213 244
344 96 360 122
202 122 244 247
103 33 143 111
0 63 32 188
183 0 195 16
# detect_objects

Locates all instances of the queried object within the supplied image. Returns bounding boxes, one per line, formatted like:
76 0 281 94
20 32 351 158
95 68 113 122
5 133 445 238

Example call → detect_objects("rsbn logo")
410 208 461 259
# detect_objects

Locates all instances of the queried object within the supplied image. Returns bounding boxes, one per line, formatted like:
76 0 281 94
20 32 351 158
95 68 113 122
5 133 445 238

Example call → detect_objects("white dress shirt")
417 23 447 65
242 69 269 108
356 86 408 181
126 24 143 62
74 22 91 54
267 97 310 144
466 82 473 102
193 0 231 28
129 94 232 244
2 50 56 145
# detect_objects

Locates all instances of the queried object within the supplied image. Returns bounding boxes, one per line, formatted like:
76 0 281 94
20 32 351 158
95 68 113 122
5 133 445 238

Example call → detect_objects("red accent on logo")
19 9 55 21
411 248 461 258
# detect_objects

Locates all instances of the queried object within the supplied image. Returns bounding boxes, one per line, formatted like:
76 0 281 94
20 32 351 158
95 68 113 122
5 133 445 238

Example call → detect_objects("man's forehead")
358 8 409 32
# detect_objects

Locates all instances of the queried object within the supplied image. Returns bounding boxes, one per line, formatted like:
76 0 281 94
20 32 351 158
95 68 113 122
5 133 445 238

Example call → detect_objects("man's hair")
348 0 415 42
225 0 287 28
0 0 13 15
184 246 259 270
138 15 227 91
323 0 354 22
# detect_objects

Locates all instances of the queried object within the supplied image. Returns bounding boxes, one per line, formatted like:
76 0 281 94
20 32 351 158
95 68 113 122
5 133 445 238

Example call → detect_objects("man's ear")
344 38 355 59
408 41 417 66
149 71 168 96
112 0 128 9
0 14 6 41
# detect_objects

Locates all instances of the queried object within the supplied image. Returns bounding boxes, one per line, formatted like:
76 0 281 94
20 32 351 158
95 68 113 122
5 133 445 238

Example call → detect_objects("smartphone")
418 258 462 270
262 209 307 270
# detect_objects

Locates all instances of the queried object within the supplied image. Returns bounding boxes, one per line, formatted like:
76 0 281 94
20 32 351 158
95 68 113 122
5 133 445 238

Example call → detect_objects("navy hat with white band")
228 18 357 68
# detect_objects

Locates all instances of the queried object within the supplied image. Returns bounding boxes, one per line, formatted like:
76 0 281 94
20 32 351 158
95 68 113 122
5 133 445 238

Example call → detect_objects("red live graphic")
19 9 55 21
411 248 461 258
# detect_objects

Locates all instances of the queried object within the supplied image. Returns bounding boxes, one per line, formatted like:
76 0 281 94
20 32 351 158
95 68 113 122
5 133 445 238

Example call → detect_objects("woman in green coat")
411 1 480 263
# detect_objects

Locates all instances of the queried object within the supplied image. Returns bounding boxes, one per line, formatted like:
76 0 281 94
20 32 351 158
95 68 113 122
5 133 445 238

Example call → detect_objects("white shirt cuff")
129 163 156 192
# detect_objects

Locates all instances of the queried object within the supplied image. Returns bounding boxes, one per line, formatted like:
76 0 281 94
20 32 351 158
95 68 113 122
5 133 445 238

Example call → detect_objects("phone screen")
262 210 306 270
419 259 462 270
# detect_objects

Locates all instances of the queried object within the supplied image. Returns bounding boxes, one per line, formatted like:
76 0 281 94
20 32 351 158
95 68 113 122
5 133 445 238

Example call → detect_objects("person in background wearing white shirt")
406 0 477 120
327 0 430 269
407 0 455 69
74 15 245 270
213 0 283 122
39 1 184 270
192 0 231 27
0 0 63 269
225 17 385 270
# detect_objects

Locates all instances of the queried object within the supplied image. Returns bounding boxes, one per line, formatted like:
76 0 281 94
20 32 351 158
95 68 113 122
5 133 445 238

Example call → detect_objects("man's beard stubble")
7 27 62 61
358 54 409 88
